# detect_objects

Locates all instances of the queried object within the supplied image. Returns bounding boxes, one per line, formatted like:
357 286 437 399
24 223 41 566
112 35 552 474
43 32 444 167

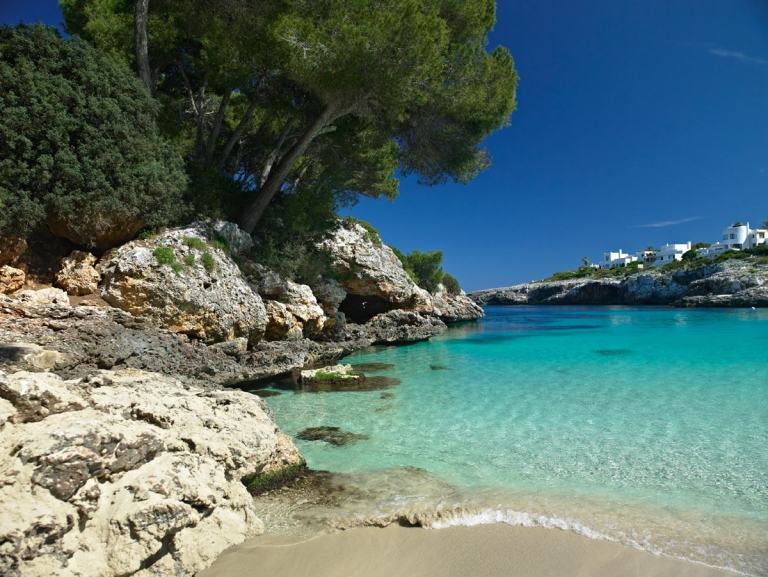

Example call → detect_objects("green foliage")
400 250 445 293
182 236 208 250
251 188 337 282
153 246 176 266
183 254 195 266
692 242 711 249
714 250 751 263
681 249 698 261
442 273 461 296
0 25 187 243
62 0 518 230
201 251 216 272
746 244 768 256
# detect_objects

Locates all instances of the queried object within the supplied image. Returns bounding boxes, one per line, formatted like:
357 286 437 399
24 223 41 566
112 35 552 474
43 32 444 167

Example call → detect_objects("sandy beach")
200 524 735 577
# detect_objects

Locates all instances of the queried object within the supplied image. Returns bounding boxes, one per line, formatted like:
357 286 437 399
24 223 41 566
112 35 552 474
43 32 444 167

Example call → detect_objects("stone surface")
13 287 70 307
243 262 326 340
0 237 28 267
47 211 144 251
99 223 267 345
347 310 446 344
0 265 25 294
430 289 484 322
55 251 100 296
209 220 254 255
469 260 768 307
0 368 302 577
317 222 434 320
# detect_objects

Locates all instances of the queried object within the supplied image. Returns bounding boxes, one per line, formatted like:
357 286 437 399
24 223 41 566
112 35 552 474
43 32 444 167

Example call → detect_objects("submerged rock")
99 223 267 346
297 426 370 446
0 368 302 577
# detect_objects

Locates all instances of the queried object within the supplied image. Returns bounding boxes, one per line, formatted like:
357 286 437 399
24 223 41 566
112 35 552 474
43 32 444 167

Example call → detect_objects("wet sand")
200 524 736 577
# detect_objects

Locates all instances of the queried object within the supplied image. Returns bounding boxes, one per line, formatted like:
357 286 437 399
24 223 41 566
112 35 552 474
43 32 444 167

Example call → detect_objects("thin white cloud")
633 216 703 229
708 47 767 65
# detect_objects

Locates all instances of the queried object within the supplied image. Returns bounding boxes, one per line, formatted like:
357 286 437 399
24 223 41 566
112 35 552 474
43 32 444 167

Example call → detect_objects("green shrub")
152 246 176 266
183 236 208 250
0 25 187 245
183 254 195 266
394 249 444 293
442 273 461 295
201 251 215 272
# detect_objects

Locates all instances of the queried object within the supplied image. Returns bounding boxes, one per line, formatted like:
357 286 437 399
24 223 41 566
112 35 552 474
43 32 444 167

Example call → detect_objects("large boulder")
99 224 267 346
0 266 25 294
0 368 302 577
55 251 100 296
317 222 434 321
348 309 446 344
430 288 484 322
241 262 326 340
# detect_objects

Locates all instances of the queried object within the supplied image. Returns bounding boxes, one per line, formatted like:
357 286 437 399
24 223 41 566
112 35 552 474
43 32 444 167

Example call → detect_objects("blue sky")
2 1 767 290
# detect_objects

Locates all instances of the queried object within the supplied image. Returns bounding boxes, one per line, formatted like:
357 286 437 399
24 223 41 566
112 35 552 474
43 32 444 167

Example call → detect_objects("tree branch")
134 0 152 92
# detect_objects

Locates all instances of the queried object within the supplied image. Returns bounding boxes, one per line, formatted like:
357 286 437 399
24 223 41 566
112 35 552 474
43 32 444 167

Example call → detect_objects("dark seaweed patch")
251 389 282 398
429 364 449 370
593 349 632 356
297 426 370 446
350 362 395 373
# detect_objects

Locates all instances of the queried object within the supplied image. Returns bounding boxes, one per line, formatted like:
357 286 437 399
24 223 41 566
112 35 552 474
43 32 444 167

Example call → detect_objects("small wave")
424 508 754 577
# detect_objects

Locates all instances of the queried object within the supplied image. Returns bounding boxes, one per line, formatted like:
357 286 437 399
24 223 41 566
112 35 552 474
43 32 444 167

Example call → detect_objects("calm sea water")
263 306 768 575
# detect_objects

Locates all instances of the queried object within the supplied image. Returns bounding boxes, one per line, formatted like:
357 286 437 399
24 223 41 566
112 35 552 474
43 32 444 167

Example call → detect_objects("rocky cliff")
0 219 483 577
469 260 768 307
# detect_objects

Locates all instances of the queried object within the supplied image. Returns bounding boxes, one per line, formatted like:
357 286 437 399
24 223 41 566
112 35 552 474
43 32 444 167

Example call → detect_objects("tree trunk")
134 0 152 93
217 98 259 171
205 89 232 163
239 104 338 234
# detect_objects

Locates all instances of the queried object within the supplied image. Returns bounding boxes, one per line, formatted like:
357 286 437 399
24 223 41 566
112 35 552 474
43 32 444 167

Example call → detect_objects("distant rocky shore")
0 220 482 577
469 260 768 307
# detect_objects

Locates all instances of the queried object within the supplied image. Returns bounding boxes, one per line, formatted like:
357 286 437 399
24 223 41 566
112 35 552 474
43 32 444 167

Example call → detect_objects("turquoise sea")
262 306 768 575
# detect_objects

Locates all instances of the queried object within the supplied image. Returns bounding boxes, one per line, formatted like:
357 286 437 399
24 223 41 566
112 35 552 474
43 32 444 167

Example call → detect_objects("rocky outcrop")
0 368 302 577
99 224 267 346
242 262 326 340
347 310 446 344
317 222 433 321
469 260 768 307
55 251 100 296
431 289 484 322
0 265 25 294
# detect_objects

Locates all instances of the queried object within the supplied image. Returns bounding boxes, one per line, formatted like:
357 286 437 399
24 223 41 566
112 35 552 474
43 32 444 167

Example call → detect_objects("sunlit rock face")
99 223 267 346
0 368 302 577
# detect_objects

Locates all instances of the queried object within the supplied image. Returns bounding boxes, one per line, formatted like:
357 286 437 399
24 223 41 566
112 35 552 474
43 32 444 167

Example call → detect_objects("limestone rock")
55 251 100 296
13 287 70 307
317 221 434 320
349 310 446 344
99 223 267 345
470 260 768 308
0 368 302 577
0 237 27 267
430 289 484 322
209 220 254 255
299 364 361 386
0 266 24 294
242 262 326 339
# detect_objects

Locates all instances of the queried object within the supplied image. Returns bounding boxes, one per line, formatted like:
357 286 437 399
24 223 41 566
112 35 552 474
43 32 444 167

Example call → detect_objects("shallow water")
262 306 768 575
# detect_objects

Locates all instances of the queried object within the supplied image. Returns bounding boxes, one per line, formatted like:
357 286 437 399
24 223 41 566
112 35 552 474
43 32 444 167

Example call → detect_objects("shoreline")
200 524 739 577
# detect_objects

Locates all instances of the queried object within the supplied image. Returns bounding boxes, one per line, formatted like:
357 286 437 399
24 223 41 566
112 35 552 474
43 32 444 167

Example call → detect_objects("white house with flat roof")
698 222 767 258
601 250 638 269
652 242 691 266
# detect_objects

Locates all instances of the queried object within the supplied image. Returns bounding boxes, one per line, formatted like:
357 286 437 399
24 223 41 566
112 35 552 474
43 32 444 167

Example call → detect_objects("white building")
696 242 729 258
652 242 692 266
697 222 768 258
601 250 638 269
